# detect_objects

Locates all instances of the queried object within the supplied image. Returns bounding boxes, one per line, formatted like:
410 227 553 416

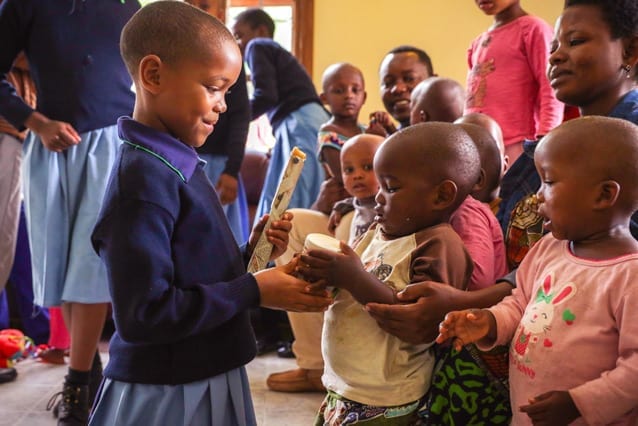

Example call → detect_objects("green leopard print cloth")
419 344 512 426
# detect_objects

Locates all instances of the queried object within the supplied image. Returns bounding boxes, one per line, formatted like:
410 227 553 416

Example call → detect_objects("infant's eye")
363 164 373 171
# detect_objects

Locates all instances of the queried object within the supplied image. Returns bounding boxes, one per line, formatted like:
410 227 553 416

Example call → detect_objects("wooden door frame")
186 0 313 74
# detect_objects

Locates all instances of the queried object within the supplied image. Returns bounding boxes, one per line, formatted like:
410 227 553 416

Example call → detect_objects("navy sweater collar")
118 117 201 182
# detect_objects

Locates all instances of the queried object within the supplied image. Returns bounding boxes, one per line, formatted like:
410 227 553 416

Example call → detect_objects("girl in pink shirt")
465 0 563 163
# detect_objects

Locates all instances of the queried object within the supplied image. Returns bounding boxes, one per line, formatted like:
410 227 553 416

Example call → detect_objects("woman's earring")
623 64 632 79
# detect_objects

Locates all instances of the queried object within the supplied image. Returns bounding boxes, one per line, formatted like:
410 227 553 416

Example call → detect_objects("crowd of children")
0 0 637 425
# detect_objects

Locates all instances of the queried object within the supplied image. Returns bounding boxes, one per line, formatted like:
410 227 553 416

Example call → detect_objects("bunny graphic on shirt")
513 273 576 364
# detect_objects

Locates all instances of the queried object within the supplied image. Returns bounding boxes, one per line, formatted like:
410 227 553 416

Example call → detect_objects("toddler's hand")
365 111 397 137
327 209 342 235
296 241 362 290
255 265 332 312
519 390 580 425
435 309 493 350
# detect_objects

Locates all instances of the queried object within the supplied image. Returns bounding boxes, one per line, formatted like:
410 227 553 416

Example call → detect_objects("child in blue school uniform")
232 8 331 224
89 3 332 425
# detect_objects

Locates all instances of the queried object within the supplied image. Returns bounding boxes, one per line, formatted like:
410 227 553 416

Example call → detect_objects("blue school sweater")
91 118 260 385
0 0 137 133
244 38 322 130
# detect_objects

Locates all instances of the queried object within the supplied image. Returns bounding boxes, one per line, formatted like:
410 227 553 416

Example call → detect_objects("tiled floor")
0 350 324 425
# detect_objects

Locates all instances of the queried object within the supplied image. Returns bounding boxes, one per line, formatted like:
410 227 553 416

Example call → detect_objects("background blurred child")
437 116 638 426
300 122 478 425
409 77 465 124
232 8 330 223
89 3 331 424
465 0 563 163
313 62 367 216
456 112 508 213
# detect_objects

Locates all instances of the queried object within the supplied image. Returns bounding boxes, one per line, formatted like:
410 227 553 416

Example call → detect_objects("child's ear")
472 168 486 193
413 110 427 124
434 179 458 210
139 54 163 95
501 154 510 176
319 92 328 105
362 90 368 105
593 180 620 210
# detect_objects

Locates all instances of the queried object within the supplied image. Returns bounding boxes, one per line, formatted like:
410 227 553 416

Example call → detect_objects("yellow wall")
312 1 563 121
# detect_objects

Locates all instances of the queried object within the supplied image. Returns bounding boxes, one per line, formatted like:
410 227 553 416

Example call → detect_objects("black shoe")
47 381 89 425
0 367 17 383
256 335 279 355
277 341 295 358
88 352 103 407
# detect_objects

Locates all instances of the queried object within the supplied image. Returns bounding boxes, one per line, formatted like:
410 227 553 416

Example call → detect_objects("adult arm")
0 2 80 151
245 41 278 120
216 67 250 204
220 66 250 179
366 281 514 344
525 17 564 136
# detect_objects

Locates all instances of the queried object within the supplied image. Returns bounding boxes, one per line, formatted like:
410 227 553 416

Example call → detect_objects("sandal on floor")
37 346 67 365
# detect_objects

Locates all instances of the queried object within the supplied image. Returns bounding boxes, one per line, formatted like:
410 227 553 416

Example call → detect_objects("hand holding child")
435 308 496 350
519 391 580 425
366 281 463 344
248 211 293 261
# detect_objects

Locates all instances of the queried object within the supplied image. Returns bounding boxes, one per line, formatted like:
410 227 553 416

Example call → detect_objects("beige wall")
312 1 563 121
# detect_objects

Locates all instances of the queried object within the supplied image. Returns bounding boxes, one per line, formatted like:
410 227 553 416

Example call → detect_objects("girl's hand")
26 112 80 152
215 173 238 205
296 241 363 290
248 211 293 261
519 391 580 425
255 265 332 312
435 309 493 350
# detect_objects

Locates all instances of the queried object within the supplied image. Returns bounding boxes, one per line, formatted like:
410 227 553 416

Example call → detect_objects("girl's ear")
623 35 638 68
593 180 620 210
434 179 457 210
139 54 163 95
319 92 328 105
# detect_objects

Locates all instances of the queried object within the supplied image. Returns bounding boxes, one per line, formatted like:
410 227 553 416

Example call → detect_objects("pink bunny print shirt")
483 234 638 426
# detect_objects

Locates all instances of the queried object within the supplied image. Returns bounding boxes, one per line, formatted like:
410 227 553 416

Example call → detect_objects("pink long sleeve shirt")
484 235 638 425
465 15 563 147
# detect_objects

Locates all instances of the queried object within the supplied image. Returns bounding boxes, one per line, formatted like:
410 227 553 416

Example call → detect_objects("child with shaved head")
438 116 638 425
89 2 331 424
409 77 465 125
299 122 477 424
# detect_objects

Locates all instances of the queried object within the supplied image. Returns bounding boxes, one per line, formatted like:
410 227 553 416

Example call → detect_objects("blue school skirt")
22 126 120 307
254 102 329 226
89 367 257 426
199 154 250 244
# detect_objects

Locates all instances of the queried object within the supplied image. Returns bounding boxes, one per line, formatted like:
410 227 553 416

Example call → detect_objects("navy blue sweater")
245 38 322 130
0 0 137 133
91 118 261 385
